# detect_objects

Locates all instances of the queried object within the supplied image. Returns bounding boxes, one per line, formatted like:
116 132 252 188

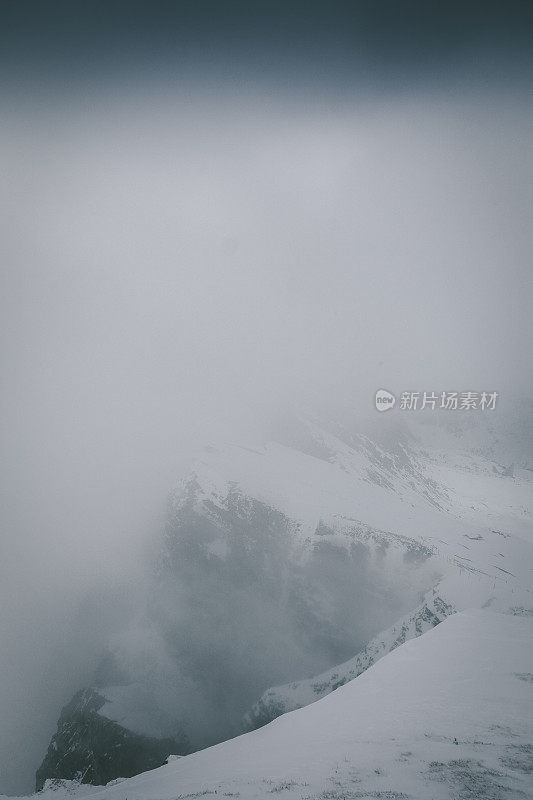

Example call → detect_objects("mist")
1 4 533 794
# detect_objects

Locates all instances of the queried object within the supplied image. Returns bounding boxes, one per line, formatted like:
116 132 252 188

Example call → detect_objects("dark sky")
2 1 532 91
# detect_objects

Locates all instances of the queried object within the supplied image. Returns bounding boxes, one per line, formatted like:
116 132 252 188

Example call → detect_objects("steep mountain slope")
244 587 456 729
35 406 533 789
237 410 533 728
15 609 533 800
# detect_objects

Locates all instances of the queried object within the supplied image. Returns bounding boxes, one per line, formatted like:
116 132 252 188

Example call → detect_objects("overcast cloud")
1 3 532 793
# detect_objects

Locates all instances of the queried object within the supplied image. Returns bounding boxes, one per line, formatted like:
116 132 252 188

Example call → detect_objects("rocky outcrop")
35 689 188 791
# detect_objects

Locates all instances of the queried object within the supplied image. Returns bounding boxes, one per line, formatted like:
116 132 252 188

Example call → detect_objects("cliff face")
35 689 188 791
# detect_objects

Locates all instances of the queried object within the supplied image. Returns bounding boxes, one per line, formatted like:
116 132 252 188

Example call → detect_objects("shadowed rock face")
153 488 424 742
35 689 188 791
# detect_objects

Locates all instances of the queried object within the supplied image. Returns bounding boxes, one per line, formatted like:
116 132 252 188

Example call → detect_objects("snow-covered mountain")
14 607 533 800
31 404 533 794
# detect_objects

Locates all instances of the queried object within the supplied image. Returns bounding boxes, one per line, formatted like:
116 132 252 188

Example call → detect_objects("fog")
1 6 533 793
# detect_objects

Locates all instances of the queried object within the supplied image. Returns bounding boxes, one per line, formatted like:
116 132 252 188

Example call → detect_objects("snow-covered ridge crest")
244 584 456 729
12 610 533 800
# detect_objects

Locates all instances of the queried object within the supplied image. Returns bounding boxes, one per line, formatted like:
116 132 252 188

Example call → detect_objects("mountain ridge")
33 406 533 791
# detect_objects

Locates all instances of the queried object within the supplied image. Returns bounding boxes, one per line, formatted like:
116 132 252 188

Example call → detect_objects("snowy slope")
34 407 533 790
14 609 532 800
236 412 533 726
171 412 533 589
244 586 457 728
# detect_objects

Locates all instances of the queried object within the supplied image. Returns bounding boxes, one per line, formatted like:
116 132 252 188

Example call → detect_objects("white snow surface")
9 610 532 800
174 417 533 590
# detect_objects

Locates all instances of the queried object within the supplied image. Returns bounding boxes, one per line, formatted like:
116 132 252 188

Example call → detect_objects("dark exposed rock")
35 688 188 791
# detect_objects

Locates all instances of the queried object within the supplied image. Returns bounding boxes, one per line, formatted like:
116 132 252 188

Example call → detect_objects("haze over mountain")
1 2 532 796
